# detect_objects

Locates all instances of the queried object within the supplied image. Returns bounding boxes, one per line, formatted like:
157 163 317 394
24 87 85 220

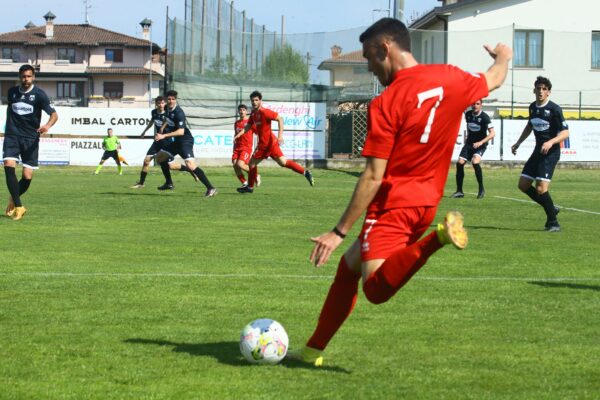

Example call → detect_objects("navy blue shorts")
101 150 119 161
146 139 173 157
459 143 487 162
521 148 560 182
2 134 40 169
160 136 195 161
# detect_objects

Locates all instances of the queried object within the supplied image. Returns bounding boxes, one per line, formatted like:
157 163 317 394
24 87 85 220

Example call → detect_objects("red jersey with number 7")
362 64 489 211
248 107 279 149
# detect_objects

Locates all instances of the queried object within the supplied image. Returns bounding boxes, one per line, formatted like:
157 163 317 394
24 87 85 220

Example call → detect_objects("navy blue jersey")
528 100 568 150
165 105 192 141
151 109 166 133
465 110 493 144
5 85 55 138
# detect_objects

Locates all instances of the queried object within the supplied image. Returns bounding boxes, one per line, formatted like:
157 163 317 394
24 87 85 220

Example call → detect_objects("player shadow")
124 338 350 373
528 281 600 291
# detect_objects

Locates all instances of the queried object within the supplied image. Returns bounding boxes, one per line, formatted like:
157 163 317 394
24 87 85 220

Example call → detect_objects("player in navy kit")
154 90 217 197
511 76 569 232
450 99 495 199
131 96 198 188
3 64 58 220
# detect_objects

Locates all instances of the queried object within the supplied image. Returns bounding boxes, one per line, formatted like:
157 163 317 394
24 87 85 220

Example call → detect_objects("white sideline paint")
0 272 598 282
462 192 600 216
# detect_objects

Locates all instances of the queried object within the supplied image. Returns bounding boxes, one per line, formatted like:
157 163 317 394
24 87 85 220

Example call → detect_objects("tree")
263 44 309 84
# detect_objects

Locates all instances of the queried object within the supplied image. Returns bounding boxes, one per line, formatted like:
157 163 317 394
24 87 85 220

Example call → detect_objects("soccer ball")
239 318 289 365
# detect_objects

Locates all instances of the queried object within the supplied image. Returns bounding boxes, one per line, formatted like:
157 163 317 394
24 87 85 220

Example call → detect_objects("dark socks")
179 165 191 173
456 163 464 192
473 163 484 191
19 178 31 196
539 191 557 221
524 186 543 205
4 166 21 207
139 171 148 185
159 162 173 185
193 167 213 190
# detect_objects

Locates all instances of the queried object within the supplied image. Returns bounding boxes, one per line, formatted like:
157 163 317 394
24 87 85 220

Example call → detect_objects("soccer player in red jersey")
232 104 260 187
288 18 512 366
234 91 314 193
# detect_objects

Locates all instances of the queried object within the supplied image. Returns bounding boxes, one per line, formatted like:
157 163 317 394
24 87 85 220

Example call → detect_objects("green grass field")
1 165 599 399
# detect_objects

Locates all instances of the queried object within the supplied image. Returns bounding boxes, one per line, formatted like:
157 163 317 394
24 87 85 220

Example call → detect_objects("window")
103 82 123 99
57 82 82 98
2 48 21 62
514 30 543 68
593 31 600 69
57 48 76 63
105 49 123 62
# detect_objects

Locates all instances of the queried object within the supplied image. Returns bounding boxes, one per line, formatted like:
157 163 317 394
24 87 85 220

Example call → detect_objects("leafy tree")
263 44 308 84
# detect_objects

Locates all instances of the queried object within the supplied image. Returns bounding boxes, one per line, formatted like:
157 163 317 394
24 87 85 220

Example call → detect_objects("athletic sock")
118 165 123 175
159 162 173 185
95 165 103 174
306 257 361 351
284 159 305 174
524 186 544 205
4 166 22 207
247 166 258 188
179 165 191 172
362 231 443 304
193 167 213 190
539 191 557 221
237 174 247 184
473 163 484 191
139 171 148 185
18 178 31 196
456 163 464 192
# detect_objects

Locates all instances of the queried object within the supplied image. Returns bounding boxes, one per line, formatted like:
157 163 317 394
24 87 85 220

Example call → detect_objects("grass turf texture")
0 166 599 399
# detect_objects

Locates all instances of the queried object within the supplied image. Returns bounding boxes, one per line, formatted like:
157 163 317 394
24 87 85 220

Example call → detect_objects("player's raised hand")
484 43 513 62
310 231 344 268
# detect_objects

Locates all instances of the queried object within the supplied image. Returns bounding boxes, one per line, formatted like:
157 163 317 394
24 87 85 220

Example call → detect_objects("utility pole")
84 0 91 24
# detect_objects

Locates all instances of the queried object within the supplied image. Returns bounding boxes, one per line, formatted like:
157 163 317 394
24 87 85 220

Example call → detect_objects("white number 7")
416 87 444 143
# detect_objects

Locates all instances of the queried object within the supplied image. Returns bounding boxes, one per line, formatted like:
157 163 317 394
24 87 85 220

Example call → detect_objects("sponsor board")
262 102 326 131
0 137 70 165
69 139 153 166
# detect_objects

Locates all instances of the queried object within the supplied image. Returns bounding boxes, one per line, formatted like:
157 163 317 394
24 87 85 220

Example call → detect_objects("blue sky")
0 0 438 46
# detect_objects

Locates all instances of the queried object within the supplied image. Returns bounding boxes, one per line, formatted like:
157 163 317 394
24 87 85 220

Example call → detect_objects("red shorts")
232 148 251 164
359 206 438 261
252 142 284 160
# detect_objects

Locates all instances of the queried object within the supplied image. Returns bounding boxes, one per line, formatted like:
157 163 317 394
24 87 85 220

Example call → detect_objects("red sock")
248 167 258 188
284 160 304 174
363 231 443 305
237 174 246 184
306 257 361 351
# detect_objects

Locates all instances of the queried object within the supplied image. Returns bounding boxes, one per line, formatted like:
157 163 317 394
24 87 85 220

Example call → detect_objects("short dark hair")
166 90 178 98
359 18 411 52
238 104 247 110
155 96 165 103
249 90 262 100
107 128 113 132
534 76 552 90
19 64 35 75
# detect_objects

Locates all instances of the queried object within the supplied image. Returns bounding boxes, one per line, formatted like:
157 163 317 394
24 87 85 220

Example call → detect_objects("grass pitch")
0 165 599 399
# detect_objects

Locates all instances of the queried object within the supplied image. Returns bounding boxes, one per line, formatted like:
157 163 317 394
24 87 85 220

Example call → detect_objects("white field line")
0 272 598 282
463 192 600 215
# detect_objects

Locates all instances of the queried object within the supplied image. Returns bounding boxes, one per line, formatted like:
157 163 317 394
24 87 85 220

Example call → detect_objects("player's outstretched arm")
276 115 285 145
310 157 387 267
140 120 153 137
483 43 512 92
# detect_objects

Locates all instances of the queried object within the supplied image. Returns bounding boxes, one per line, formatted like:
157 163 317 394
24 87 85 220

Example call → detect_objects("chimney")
25 21 36 30
139 18 152 41
331 45 342 59
44 11 56 39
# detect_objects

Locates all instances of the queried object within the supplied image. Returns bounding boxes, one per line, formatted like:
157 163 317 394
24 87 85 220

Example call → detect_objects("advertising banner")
69 139 153 166
0 137 70 165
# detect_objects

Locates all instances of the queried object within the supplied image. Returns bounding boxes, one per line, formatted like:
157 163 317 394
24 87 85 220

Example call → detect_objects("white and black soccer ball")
239 318 289 365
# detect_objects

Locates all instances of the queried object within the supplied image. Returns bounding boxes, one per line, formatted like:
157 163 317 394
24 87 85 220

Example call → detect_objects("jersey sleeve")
361 96 395 160
457 69 489 108
483 112 493 129
554 105 569 131
174 108 186 130
262 108 279 122
38 90 56 115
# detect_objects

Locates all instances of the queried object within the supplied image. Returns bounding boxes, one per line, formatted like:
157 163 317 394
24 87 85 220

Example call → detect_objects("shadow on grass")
124 338 350 373
528 281 600 291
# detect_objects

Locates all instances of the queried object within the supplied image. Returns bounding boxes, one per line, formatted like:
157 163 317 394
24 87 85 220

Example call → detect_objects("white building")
410 0 600 117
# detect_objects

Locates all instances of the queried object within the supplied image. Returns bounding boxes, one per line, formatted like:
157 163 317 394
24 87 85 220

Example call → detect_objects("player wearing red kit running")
287 18 512 366
235 91 314 193
232 104 261 187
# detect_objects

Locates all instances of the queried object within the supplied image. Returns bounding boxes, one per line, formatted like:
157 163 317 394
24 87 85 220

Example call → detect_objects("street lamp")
140 18 152 107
